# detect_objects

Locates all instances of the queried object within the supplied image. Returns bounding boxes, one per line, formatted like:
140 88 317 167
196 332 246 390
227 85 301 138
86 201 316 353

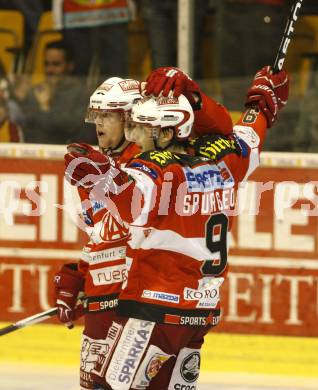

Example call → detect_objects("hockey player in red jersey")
54 77 141 389
54 70 233 390
63 66 289 389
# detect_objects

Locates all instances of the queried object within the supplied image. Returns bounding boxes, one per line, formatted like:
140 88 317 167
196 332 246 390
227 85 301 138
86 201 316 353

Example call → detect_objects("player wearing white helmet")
85 77 141 152
61 94 222 390
126 95 194 150
54 76 141 390
56 69 234 390
60 65 289 389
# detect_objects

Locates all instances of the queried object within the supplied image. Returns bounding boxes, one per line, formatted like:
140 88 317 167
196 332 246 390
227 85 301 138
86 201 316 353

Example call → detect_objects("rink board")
1 145 318 337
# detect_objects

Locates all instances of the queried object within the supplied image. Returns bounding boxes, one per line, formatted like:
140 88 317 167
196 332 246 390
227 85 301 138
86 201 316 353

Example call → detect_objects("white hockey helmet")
129 95 194 140
85 77 141 123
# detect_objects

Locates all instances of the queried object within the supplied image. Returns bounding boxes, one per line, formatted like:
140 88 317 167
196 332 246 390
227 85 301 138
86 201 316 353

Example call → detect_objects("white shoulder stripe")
123 167 157 226
128 225 230 261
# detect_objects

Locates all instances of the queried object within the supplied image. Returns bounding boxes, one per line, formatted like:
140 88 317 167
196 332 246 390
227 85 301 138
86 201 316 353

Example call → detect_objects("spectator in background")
140 0 209 80
52 0 133 81
0 92 23 142
13 40 92 144
215 0 288 111
0 61 24 127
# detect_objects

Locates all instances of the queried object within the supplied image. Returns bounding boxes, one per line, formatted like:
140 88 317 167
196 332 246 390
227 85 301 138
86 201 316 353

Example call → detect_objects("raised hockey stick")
0 307 57 336
273 0 304 73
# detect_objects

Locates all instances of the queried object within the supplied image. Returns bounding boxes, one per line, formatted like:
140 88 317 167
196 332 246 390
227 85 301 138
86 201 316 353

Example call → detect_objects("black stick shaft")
0 308 57 336
273 0 304 73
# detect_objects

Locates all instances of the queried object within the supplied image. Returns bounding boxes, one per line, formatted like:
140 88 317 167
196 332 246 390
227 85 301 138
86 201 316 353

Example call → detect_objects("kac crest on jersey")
99 210 129 242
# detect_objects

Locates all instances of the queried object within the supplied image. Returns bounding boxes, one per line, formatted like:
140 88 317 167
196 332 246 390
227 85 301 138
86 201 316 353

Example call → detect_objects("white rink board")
2 143 318 168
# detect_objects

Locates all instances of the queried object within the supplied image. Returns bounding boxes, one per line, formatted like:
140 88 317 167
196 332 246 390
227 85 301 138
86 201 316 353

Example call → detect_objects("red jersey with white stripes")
74 95 232 306
77 142 139 302
109 108 267 324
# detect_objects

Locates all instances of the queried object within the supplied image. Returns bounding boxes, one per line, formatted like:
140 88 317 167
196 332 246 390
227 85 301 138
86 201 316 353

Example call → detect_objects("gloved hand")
53 263 85 326
245 66 289 127
144 67 200 105
64 143 111 188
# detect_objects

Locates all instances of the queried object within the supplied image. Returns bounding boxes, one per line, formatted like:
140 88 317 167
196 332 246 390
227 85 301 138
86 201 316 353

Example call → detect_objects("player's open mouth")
97 131 105 136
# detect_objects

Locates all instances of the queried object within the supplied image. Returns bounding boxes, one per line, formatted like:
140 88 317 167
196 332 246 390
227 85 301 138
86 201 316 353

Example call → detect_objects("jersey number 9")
201 213 228 276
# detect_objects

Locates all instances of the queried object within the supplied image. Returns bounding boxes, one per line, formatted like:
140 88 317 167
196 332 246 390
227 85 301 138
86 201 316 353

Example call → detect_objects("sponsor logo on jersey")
129 162 158 179
183 162 234 193
180 352 200 383
190 135 240 161
142 290 180 303
164 314 220 326
92 200 104 214
148 150 181 166
88 298 118 312
106 319 154 390
184 287 218 301
90 321 123 377
179 316 207 326
164 314 206 326
174 385 196 390
132 345 172 389
90 264 127 286
184 277 224 310
86 246 126 264
145 353 170 381
119 79 139 92
80 322 122 383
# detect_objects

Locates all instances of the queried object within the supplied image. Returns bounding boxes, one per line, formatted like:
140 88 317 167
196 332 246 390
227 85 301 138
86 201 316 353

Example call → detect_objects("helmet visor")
85 107 125 124
125 120 159 143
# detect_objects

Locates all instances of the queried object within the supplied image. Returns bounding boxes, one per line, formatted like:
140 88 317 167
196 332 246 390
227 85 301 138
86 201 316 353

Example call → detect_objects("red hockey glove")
53 263 85 325
144 67 200 105
64 143 111 188
245 66 289 127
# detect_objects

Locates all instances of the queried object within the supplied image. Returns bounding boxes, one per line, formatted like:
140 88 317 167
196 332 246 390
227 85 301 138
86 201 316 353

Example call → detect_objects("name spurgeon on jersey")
182 188 235 215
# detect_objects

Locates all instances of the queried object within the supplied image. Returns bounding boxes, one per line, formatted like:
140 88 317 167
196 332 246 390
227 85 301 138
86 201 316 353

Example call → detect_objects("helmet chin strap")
154 138 173 151
109 134 127 153
153 127 174 151
102 121 130 155
101 134 129 155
